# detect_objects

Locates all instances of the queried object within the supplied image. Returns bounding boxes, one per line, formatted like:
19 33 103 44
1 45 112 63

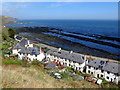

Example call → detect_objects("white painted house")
18 47 45 62
86 59 120 84
12 38 33 55
12 38 45 62
46 48 87 72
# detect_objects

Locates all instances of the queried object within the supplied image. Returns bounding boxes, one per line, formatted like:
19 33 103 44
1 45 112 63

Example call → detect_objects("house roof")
86 59 120 75
19 39 28 47
46 49 84 64
13 43 23 49
19 47 40 55
13 38 32 50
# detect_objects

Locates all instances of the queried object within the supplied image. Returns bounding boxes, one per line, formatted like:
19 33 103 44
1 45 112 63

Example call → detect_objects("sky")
2 2 118 20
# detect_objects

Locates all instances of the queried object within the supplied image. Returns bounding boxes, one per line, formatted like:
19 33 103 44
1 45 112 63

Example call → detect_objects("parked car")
54 73 63 79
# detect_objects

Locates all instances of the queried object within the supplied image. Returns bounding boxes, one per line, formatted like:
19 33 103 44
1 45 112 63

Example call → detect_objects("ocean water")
5 20 120 57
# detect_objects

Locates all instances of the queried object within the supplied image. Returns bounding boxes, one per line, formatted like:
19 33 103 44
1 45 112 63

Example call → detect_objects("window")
106 76 109 79
101 75 103 77
115 73 118 76
107 71 110 74
88 70 90 73
35 55 37 57
88 66 91 69
69 64 71 67
82 56 84 60
101 70 104 73
73 61 75 63
91 72 93 74
97 74 99 78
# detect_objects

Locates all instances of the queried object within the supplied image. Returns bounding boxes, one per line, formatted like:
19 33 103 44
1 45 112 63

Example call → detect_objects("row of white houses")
45 49 120 84
12 37 120 84
45 48 87 72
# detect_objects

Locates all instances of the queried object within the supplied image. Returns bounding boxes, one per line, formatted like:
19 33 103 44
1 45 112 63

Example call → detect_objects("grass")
2 64 100 88
2 59 23 66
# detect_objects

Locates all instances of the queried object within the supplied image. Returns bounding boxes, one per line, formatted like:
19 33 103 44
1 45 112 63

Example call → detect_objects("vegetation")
1 16 17 25
2 27 16 40
31 60 40 66
8 28 16 38
2 59 23 66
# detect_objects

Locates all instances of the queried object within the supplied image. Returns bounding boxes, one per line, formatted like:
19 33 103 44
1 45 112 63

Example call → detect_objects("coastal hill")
0 16 18 25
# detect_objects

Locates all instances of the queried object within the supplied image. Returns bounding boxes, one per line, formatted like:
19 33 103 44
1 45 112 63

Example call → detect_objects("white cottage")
46 48 87 72
12 38 33 54
86 59 120 84
12 38 45 62
18 47 45 62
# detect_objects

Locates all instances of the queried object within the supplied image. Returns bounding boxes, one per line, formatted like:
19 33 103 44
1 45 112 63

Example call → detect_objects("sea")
5 20 120 58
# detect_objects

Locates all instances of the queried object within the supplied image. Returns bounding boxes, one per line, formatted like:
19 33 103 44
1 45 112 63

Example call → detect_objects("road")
30 40 120 63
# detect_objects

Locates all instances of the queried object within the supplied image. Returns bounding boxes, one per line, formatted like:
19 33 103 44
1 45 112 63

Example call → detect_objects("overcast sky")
2 2 118 20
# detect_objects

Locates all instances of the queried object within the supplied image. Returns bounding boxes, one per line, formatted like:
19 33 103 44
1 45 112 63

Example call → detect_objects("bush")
2 59 23 66
65 67 74 73
8 28 16 38
62 72 69 78
31 60 40 65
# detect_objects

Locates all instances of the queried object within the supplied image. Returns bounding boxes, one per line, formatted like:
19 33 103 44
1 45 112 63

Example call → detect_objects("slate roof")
19 47 40 55
19 39 28 47
13 43 23 49
46 49 84 64
86 59 120 75
13 38 32 49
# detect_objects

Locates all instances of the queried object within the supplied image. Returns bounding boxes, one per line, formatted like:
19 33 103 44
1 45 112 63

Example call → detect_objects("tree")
8 28 16 38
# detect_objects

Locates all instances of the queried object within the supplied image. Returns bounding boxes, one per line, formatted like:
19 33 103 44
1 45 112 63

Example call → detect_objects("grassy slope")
2 65 99 88
1 16 17 25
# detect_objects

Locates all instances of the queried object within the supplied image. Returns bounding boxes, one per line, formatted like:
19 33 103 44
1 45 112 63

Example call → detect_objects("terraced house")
86 59 120 84
46 48 88 73
46 48 120 84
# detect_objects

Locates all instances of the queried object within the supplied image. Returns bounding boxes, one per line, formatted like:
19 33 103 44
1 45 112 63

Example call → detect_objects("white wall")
86 65 119 84
104 71 117 83
46 53 85 72
12 49 21 55
18 53 45 62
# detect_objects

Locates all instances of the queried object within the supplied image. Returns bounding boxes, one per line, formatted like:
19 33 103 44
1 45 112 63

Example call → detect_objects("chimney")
105 59 109 65
84 55 86 61
58 48 61 52
70 51 73 54
40 47 41 53
28 40 30 45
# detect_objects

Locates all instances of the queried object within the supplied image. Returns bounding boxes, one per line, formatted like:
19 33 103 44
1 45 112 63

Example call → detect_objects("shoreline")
4 26 120 61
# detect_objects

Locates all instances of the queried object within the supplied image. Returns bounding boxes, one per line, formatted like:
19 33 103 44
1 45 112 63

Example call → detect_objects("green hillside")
0 16 18 25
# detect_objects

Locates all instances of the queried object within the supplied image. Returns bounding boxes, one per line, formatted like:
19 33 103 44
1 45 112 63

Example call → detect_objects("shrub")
31 60 40 65
8 28 16 38
62 72 69 78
